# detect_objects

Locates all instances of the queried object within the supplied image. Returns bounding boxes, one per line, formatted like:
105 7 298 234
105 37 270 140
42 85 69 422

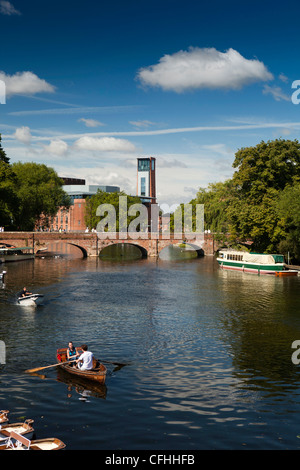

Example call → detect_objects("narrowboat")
217 250 299 275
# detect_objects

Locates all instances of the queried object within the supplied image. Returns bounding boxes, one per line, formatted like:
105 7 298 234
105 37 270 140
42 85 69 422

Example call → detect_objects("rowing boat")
56 348 107 384
0 431 66 450
0 420 34 442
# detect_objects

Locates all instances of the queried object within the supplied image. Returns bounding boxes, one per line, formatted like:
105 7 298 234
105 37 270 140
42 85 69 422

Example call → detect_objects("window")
141 177 146 196
138 159 150 172
152 159 155 170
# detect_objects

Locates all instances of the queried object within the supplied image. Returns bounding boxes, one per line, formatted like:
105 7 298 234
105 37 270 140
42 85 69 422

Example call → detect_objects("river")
1 248 300 451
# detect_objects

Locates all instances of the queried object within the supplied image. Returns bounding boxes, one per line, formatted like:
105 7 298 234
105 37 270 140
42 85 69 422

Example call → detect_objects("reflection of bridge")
0 232 219 258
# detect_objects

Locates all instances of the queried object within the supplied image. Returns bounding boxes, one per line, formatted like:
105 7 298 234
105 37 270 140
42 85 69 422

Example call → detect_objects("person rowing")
76 344 94 371
18 287 32 298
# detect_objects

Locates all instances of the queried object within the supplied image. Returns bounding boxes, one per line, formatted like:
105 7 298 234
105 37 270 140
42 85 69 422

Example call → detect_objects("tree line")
0 136 70 231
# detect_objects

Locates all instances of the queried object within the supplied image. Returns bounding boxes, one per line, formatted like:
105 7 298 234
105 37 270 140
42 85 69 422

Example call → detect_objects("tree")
85 190 142 232
276 184 300 262
12 162 70 231
0 135 10 164
228 139 300 252
0 160 18 228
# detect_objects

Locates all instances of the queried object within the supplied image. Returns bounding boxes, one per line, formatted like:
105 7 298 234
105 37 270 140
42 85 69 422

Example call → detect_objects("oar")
98 359 130 367
25 359 77 374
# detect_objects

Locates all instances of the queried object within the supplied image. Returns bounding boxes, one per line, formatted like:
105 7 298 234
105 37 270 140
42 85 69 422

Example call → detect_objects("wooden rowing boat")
0 411 9 424
0 420 34 442
0 431 66 450
56 348 107 384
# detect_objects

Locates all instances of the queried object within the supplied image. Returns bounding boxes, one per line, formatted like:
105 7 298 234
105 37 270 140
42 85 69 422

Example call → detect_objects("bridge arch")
99 241 148 259
68 243 88 258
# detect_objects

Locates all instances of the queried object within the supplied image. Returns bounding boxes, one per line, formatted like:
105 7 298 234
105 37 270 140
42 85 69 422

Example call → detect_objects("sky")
1 0 300 207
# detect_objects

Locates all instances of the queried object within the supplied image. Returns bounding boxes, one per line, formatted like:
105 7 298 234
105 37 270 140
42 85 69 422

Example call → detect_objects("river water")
1 248 300 451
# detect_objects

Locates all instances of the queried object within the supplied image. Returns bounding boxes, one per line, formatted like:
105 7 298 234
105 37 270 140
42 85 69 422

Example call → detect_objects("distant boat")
217 249 299 276
17 294 44 307
0 245 35 262
0 271 6 282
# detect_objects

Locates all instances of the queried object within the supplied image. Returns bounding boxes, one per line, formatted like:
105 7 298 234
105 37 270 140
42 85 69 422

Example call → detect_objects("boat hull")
275 270 299 277
1 254 35 262
0 421 34 442
0 437 65 450
18 294 44 306
217 259 288 275
56 348 106 384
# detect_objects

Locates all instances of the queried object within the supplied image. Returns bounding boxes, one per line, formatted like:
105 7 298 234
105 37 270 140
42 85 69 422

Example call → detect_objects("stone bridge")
0 231 222 258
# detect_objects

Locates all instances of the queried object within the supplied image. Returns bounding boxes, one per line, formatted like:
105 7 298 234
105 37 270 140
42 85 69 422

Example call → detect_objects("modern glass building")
137 157 156 204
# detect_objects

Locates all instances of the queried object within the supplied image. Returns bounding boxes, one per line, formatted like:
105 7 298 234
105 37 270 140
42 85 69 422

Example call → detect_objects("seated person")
67 342 78 365
76 344 94 371
18 287 32 298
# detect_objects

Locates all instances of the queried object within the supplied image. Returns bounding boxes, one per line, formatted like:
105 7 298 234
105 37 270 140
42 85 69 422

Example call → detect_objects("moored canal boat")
0 245 35 262
217 250 299 275
56 348 107 384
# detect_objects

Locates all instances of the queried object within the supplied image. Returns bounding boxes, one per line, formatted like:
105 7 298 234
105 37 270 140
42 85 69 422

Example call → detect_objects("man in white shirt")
76 344 94 370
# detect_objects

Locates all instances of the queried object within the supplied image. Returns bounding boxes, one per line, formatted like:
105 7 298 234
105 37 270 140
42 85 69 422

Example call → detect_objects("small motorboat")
0 411 9 424
56 347 107 385
0 419 34 442
0 271 6 282
0 431 66 450
17 294 44 307
275 270 299 277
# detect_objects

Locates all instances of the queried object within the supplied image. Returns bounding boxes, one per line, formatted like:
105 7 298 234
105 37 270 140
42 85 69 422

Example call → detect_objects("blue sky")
1 0 300 205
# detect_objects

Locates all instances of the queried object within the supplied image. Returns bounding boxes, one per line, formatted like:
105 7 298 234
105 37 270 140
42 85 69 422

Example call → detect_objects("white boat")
0 271 6 282
17 294 44 307
0 246 35 262
217 249 299 275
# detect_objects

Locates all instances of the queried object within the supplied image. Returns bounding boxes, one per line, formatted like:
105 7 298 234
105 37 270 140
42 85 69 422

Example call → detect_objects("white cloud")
14 126 32 144
262 84 291 102
78 118 105 128
0 1 21 15
44 139 69 156
0 71 55 97
279 73 289 83
137 47 273 92
157 158 188 168
74 136 137 152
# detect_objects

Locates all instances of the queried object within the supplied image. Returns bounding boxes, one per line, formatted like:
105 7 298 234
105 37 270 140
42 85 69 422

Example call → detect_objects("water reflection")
216 267 300 396
159 245 199 261
1 256 300 449
56 369 107 400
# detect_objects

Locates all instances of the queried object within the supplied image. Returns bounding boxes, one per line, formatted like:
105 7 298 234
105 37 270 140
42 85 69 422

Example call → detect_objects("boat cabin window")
227 254 243 261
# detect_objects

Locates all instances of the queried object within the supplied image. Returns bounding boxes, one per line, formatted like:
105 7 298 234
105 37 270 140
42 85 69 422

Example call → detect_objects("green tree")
0 135 10 164
228 139 300 252
12 162 70 231
85 190 142 232
0 135 18 228
0 160 18 228
276 184 300 262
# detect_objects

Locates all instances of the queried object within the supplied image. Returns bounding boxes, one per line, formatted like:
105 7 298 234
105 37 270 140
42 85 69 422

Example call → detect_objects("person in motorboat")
67 342 79 366
18 287 32 298
76 344 94 371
